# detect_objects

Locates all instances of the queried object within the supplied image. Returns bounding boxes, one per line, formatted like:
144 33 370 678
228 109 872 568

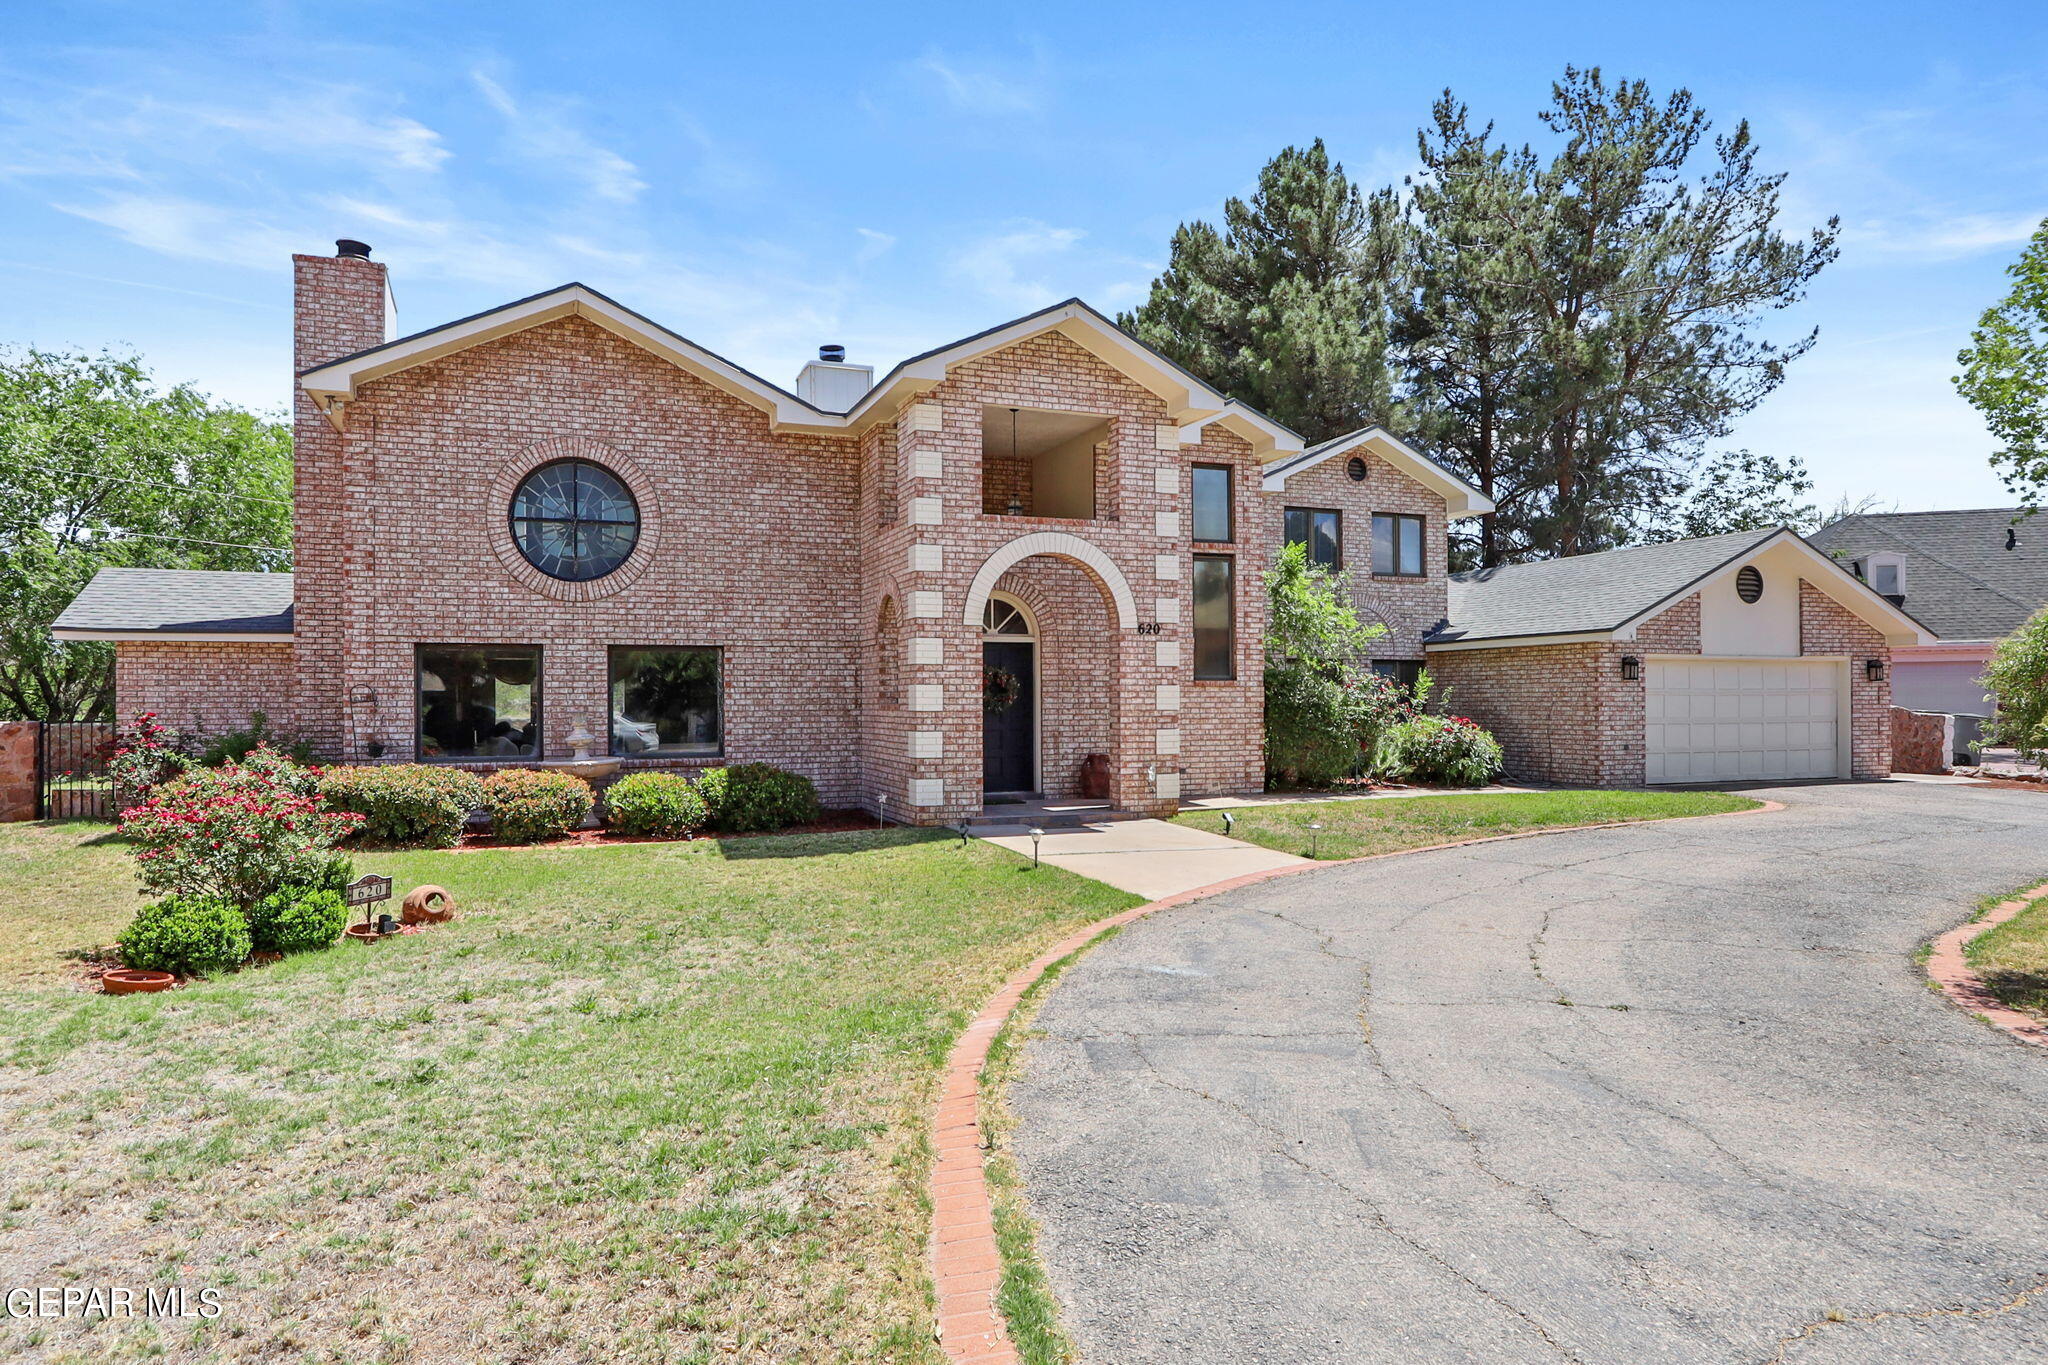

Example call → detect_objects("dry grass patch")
0 823 1138 1363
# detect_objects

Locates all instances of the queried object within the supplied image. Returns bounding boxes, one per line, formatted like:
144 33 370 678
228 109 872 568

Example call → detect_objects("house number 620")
1136 621 1162 635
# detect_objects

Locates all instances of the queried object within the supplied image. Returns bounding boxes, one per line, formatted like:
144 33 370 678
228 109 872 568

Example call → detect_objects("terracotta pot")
102 969 175 995
343 923 383 944
1077 752 1112 801
401 885 454 925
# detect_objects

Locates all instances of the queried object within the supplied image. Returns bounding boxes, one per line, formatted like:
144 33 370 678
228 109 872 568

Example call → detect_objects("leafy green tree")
1120 140 1402 444
1263 542 1399 786
0 349 291 720
1956 217 2048 506
1643 449 1818 542
1980 606 2048 760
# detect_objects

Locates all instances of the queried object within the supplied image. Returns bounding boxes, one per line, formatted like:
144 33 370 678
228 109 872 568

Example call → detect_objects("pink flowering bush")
1374 713 1505 787
107 711 191 803
120 746 361 907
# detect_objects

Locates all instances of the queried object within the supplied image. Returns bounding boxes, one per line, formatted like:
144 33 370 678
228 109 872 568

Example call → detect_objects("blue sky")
4 1 2044 515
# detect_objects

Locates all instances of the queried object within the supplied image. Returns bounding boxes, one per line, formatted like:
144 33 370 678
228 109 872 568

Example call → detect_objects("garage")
1644 658 1846 783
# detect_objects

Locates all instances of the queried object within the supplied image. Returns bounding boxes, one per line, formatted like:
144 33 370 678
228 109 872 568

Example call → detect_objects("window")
1371 513 1425 577
1867 553 1905 597
1192 555 1235 680
1371 659 1423 690
610 647 722 756
1284 507 1342 570
417 646 541 761
1191 464 1233 542
509 459 639 581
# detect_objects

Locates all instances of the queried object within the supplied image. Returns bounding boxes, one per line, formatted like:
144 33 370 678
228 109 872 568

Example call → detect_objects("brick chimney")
292 240 393 761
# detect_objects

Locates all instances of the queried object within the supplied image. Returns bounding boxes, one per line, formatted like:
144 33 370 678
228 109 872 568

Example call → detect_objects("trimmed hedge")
483 768 594 843
603 771 708 839
321 765 488 848
117 895 252 977
695 763 821 833
248 887 350 955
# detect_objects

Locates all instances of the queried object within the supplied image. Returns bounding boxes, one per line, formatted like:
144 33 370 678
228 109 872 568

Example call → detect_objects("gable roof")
297 287 1307 460
51 569 294 641
1260 425 1494 518
1807 507 2046 641
1427 527 1929 649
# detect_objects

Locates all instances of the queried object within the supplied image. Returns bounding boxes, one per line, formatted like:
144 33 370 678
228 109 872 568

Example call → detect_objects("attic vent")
1735 565 1764 604
1345 456 1368 481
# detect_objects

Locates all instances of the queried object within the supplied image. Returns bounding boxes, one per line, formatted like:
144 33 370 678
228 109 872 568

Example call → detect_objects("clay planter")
343 923 383 945
102 969 175 995
401 885 454 925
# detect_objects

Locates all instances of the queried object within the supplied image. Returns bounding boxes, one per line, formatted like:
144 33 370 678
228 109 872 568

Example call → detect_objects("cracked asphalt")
1010 781 2048 1364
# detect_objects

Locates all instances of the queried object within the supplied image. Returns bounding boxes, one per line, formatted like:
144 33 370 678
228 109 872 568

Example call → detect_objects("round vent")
1735 565 1764 603
1345 456 1368 482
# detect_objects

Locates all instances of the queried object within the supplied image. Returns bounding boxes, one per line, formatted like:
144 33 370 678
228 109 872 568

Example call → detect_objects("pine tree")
1119 140 1400 445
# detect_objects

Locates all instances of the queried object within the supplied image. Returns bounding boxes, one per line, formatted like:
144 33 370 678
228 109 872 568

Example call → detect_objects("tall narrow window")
1284 507 1342 570
417 646 541 761
1371 513 1425 577
1192 555 1235 680
609 647 722 756
1191 464 1233 542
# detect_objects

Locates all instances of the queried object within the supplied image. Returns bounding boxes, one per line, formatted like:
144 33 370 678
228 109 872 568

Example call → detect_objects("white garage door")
1645 659 1844 784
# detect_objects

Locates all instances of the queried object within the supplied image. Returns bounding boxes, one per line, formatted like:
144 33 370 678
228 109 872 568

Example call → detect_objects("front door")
982 640 1036 794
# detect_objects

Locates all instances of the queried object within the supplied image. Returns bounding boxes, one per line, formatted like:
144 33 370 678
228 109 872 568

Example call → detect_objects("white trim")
960 532 1139 629
1261 426 1495 517
52 629 291 643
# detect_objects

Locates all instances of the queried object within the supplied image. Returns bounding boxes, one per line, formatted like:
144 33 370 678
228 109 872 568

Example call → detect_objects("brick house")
52 241 1925 810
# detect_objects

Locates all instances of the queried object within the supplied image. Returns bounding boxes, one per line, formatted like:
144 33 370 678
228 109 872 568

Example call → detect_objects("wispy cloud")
909 46 1047 116
855 228 896 264
470 67 646 204
950 221 1085 309
1843 210 2046 262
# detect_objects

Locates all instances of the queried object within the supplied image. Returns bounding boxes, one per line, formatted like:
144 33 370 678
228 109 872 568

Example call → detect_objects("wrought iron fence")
36 722 117 820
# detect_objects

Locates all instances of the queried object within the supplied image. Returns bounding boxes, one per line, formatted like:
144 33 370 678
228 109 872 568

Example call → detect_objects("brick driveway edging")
927 797 1787 1363
1926 888 2048 1051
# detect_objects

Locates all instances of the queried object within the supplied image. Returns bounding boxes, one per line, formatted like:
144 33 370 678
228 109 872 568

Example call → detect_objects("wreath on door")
983 666 1023 715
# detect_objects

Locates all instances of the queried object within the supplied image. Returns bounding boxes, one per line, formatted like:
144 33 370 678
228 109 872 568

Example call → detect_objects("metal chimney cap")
335 239 373 259
818 344 846 363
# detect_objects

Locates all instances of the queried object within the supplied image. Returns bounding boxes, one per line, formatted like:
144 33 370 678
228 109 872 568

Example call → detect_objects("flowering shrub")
248 887 349 955
197 710 314 768
321 765 488 848
117 894 252 977
603 771 708 838
107 711 191 803
482 768 593 843
1375 714 1505 787
694 763 821 833
120 747 362 907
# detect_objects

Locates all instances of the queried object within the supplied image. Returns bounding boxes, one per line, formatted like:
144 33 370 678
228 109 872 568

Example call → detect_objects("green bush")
603 771 708 838
1261 542 1404 786
1375 713 1505 787
117 895 252 977
694 763 821 833
321 765 488 848
1982 606 2048 760
248 887 349 955
197 711 313 767
483 768 594 843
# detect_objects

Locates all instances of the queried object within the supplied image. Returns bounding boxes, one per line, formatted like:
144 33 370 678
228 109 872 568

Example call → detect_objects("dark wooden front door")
982 641 1036 794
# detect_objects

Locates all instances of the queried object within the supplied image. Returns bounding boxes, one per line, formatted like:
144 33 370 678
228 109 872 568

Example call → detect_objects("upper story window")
1371 513 1425 577
1191 465 1234 542
510 459 639 581
1859 553 1905 596
981 406 1110 520
1284 507 1342 570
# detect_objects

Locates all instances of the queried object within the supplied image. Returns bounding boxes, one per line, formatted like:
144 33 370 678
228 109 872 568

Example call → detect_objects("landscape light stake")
1221 811 1236 837
1308 821 1323 859
957 821 971 847
1029 827 1044 867
876 793 887 829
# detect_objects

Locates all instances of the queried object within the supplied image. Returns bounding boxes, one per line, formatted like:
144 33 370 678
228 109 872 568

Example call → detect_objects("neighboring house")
1808 507 2048 717
1425 528 1927 785
50 239 1491 823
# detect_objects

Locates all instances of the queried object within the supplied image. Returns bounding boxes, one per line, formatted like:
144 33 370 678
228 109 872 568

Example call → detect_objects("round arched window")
508 459 639 581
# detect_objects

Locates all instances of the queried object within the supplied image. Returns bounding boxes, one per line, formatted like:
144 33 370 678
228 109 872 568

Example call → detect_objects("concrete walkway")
975 817 1308 900
1012 781 2048 1364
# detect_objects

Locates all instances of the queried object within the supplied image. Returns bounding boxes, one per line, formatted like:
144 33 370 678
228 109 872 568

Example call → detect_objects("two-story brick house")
53 240 1493 822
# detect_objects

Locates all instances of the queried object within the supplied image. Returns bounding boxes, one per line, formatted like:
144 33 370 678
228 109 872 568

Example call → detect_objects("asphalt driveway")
1012 781 2048 1364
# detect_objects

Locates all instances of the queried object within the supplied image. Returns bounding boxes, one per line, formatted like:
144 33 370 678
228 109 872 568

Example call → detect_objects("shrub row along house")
53 241 1930 818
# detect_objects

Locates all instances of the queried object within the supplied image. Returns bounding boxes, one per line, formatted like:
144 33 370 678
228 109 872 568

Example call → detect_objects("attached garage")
1424 528 1933 787
1643 658 1846 783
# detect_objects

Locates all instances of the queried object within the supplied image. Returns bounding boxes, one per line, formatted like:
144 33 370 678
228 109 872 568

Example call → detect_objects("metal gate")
36 722 117 820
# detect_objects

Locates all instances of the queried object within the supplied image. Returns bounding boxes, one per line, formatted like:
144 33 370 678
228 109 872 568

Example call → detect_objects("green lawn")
1968 890 2048 1019
0 821 1139 1364
1172 788 1761 860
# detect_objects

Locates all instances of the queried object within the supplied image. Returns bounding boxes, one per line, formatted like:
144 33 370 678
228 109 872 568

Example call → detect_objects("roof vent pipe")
819 344 846 363
335 239 373 259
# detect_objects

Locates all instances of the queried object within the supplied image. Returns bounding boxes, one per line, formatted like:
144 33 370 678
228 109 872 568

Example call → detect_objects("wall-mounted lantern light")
1620 655 1641 681
1865 658 1886 682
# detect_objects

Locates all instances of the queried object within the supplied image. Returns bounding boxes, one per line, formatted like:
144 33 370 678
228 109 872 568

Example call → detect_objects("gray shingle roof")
51 569 294 637
1807 508 2046 641
1431 528 1782 644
